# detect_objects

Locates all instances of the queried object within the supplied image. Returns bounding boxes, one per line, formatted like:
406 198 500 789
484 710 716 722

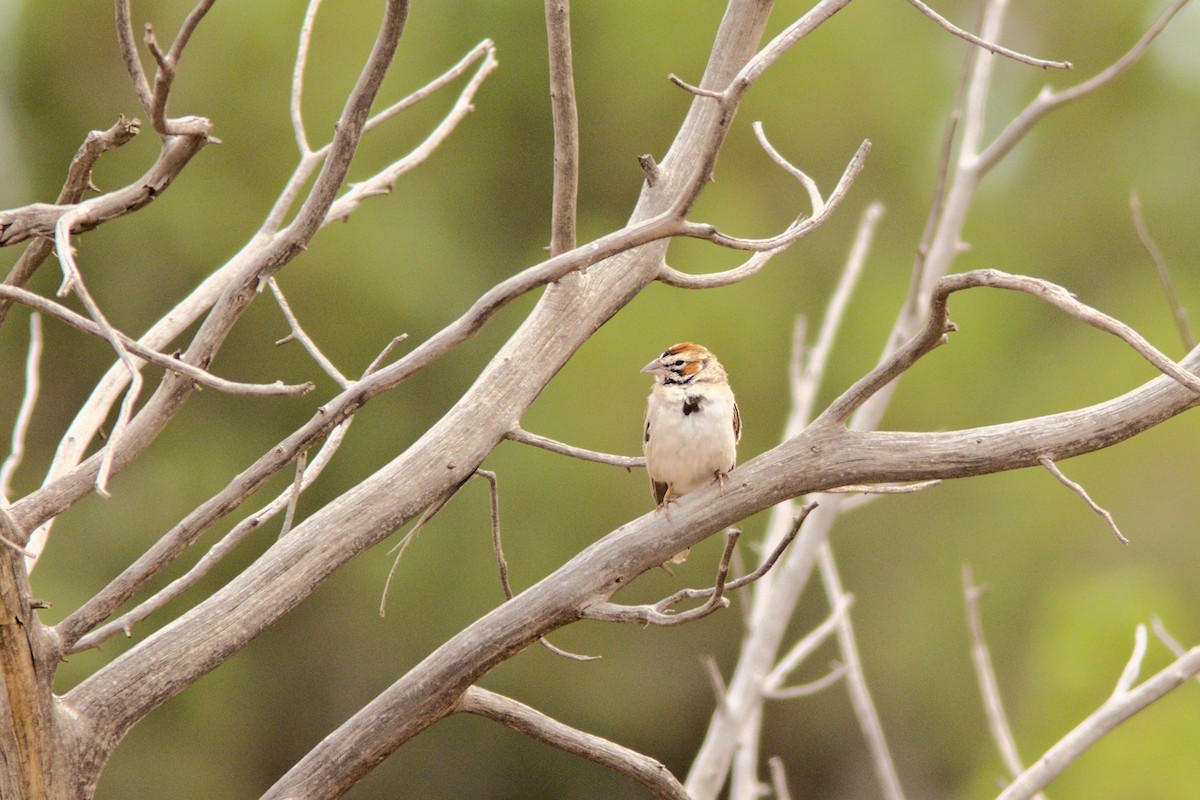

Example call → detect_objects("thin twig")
290 0 324 154
459 687 688 800
655 505 816 610
702 655 727 705
1150 616 1185 657
657 142 873 290
902 0 1070 69
54 211 143 497
1112 624 1148 698
323 44 499 227
586 505 817 626
0 284 313 397
270 278 350 388
664 140 870 271
1130 191 1194 350
764 595 852 694
765 663 847 700
474 469 596 662
793 203 885 425
1038 456 1128 544
1 313 42 504
583 531 741 626
753 122 824 214
544 0 579 255
977 0 1192 177
962 566 1045 799
506 426 644 469
114 0 153 113
277 449 309 539
379 498 446 618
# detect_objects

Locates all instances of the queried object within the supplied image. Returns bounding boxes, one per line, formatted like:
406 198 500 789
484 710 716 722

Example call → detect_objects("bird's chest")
644 388 737 489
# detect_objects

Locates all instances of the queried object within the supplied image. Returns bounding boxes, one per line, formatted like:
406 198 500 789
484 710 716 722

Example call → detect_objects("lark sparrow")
642 342 741 563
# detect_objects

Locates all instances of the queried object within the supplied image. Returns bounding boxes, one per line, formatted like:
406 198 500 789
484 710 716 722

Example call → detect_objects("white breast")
644 383 738 496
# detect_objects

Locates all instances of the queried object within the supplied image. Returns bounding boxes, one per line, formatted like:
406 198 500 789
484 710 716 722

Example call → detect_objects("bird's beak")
641 359 668 377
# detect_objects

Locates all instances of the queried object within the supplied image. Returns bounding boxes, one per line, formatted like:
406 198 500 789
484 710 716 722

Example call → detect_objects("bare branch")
1112 624 1148 698
458 687 688 800
582 530 741 626
114 0 153 113
818 542 906 800
66 418 353 653
962 566 1045 798
53 212 144 497
1038 456 1128 544
669 139 870 259
290 0 324 155
902 0 1070 69
145 0 217 136
654 504 816 611
506 426 644 469
976 0 1192 177
818 269 1200 427
277 449 308 539
544 0 579 255
0 284 313 398
767 757 793 800
323 44 499 226
766 663 848 700
997 638 1200 800
0 116 140 330
763 594 851 694
1130 191 1194 351
793 202 885 424
1 314 42 505
0 127 210 248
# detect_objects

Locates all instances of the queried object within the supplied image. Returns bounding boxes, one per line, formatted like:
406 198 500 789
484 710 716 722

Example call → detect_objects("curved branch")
669 139 870 258
0 128 211 248
457 687 688 800
817 269 1200 426
506 427 644 468
902 0 1070 69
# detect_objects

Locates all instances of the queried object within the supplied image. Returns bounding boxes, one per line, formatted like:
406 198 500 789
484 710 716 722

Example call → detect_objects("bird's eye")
672 360 685 367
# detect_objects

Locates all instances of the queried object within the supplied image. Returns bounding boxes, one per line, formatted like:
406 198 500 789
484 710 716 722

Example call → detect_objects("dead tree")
0 1 1196 798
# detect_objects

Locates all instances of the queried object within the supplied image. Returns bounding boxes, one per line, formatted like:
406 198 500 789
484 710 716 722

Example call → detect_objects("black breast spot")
682 396 702 416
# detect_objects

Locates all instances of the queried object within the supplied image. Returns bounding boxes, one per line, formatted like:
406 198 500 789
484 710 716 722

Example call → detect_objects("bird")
641 342 741 563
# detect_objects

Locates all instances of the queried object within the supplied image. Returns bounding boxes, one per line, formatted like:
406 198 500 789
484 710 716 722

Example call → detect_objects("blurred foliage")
1 0 1199 798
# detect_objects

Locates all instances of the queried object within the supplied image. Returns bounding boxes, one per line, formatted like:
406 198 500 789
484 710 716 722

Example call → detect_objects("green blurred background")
1 1 1198 797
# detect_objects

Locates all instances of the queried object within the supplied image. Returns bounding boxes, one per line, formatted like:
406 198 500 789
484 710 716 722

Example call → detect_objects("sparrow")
641 342 741 563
